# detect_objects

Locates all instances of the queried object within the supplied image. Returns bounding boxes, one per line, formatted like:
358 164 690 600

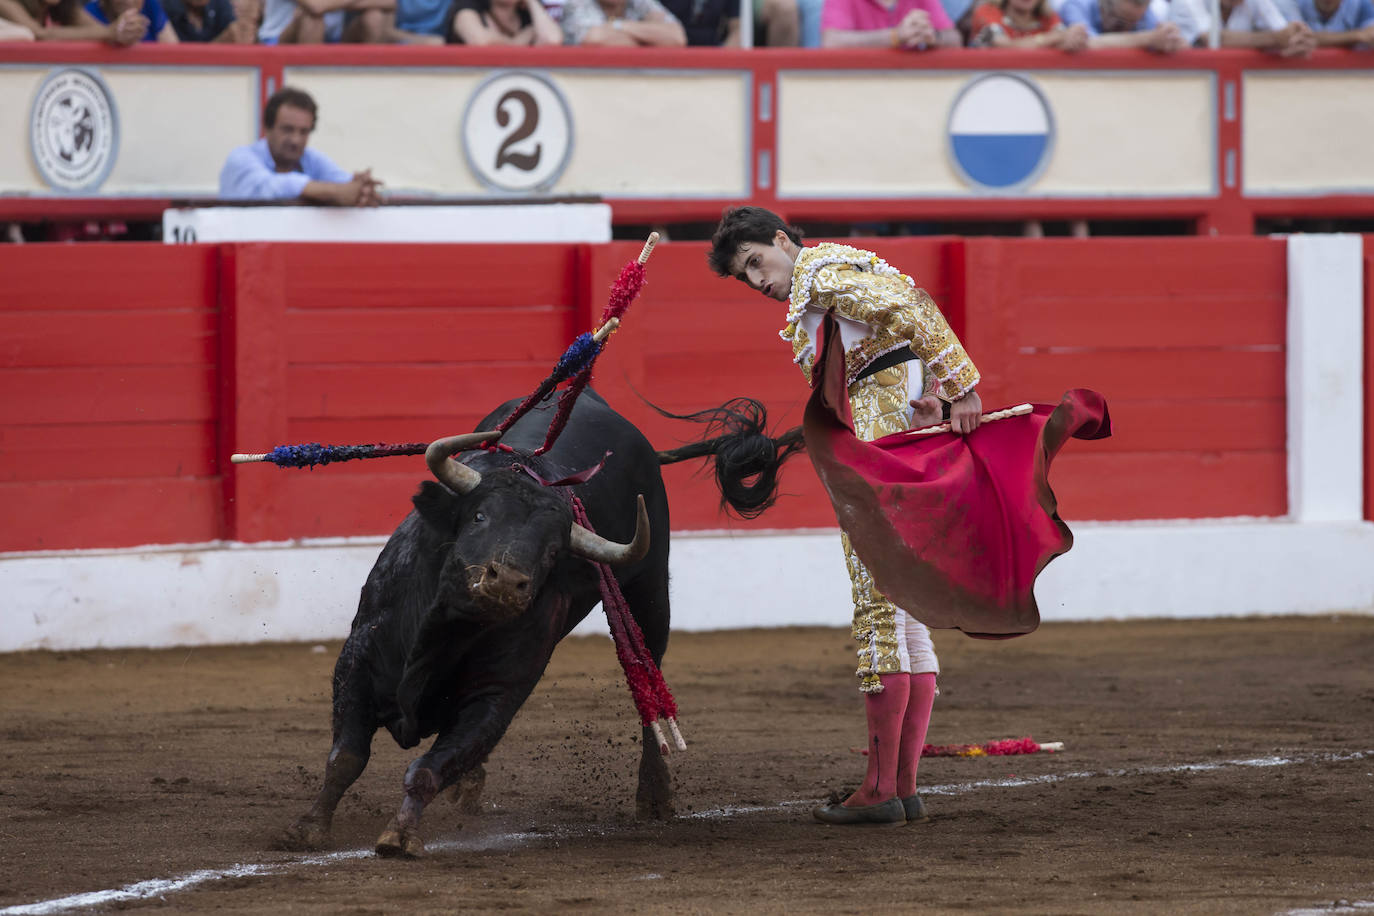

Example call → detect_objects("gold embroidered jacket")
779 242 980 399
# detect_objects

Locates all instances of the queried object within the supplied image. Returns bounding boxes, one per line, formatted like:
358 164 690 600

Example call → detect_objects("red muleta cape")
803 314 1112 638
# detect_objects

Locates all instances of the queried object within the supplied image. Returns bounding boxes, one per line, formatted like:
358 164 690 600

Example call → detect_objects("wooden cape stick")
909 402 1034 437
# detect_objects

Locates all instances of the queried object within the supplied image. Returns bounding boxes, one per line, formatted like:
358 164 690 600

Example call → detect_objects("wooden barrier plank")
0 366 218 426
1010 295 1285 349
287 307 572 364
0 478 221 551
0 244 217 312
1056 399 1284 453
286 365 555 419
0 310 219 369
996 349 1285 403
0 421 217 482
221 244 289 543
1051 451 1287 520
278 244 579 311
1006 238 1288 299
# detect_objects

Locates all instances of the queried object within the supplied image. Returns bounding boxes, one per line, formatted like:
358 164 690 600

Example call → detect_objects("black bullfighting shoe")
900 794 929 824
812 797 907 826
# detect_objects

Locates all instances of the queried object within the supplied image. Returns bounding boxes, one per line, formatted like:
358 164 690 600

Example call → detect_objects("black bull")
277 389 800 857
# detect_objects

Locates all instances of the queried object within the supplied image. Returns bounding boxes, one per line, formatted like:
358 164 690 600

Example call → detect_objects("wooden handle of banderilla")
592 318 619 342
589 233 661 342
231 453 270 463
909 403 1034 436
637 231 660 265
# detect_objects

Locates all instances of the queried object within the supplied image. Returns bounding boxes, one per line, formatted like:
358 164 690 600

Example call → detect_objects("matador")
709 206 1110 827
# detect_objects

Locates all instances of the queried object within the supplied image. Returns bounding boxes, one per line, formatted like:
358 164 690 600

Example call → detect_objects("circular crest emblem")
30 68 119 193
462 71 573 193
946 73 1054 193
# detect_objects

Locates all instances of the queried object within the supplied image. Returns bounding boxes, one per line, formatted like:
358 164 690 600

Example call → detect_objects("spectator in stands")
658 0 738 43
561 0 686 44
220 87 384 206
449 0 562 42
1059 0 1186 49
1170 0 1313 52
1279 0 1373 45
387 0 448 40
259 0 390 43
656 0 798 44
797 0 822 43
0 0 152 40
967 0 1087 44
751 0 801 42
0 11 34 31
84 0 179 39
939 0 976 40
163 0 258 38
821 0 961 48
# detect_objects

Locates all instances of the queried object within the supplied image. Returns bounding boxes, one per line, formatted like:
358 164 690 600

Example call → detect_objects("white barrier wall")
5 56 1368 205
776 70 1216 198
1242 71 1374 196
3 234 1370 652
1 64 259 195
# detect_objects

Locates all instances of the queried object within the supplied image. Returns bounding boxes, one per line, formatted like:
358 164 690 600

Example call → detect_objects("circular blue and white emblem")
946 73 1053 192
29 68 119 193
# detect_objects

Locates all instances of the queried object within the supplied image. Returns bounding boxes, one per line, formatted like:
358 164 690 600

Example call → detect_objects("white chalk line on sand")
3 749 1370 916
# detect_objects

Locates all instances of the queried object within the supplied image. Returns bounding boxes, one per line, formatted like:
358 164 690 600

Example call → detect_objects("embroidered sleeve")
813 267 980 400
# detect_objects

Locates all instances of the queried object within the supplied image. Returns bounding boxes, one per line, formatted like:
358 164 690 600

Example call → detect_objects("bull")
276 389 801 857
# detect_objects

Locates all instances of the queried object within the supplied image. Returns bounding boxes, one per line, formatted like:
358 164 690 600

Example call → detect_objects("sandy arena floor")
2 616 1372 915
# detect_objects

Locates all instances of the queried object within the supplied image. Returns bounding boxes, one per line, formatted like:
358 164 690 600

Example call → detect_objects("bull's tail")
653 397 806 519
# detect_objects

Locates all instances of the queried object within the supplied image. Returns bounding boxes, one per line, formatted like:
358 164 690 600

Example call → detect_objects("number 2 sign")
462 71 574 193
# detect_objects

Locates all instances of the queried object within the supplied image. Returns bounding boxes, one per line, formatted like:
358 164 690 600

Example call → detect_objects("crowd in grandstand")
1 0 1370 48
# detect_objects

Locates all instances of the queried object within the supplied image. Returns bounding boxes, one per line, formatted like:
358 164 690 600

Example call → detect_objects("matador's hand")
909 395 943 429
949 389 983 435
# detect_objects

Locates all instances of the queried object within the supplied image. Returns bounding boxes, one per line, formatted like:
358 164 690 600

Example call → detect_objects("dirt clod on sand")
2 616 1372 914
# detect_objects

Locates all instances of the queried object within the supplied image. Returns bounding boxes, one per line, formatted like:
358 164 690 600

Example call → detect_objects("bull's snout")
468 562 533 615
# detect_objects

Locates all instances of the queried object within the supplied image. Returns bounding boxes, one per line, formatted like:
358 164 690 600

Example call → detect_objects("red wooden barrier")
227 243 587 540
0 243 222 551
961 237 1289 520
0 237 1294 552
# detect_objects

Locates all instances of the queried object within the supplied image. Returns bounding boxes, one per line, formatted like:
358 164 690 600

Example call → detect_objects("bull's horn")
570 494 651 566
425 430 501 494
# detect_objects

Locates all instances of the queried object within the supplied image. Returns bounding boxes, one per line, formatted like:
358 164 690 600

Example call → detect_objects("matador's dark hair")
707 206 805 279
653 397 805 519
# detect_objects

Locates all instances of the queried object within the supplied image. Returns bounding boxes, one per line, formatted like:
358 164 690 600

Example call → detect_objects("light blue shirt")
1288 0 1374 28
258 0 344 42
396 0 452 33
1060 0 1159 32
218 137 352 200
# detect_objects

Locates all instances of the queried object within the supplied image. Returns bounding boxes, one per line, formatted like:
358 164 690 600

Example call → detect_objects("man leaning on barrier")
1059 0 1187 50
219 86 384 207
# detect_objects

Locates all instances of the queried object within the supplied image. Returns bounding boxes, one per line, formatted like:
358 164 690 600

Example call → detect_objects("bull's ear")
413 480 463 532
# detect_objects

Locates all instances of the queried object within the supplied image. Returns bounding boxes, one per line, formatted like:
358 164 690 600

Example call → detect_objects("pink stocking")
896 672 937 798
845 672 909 807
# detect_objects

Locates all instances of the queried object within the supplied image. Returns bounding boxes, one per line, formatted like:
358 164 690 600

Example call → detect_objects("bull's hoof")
375 818 425 858
273 817 330 852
